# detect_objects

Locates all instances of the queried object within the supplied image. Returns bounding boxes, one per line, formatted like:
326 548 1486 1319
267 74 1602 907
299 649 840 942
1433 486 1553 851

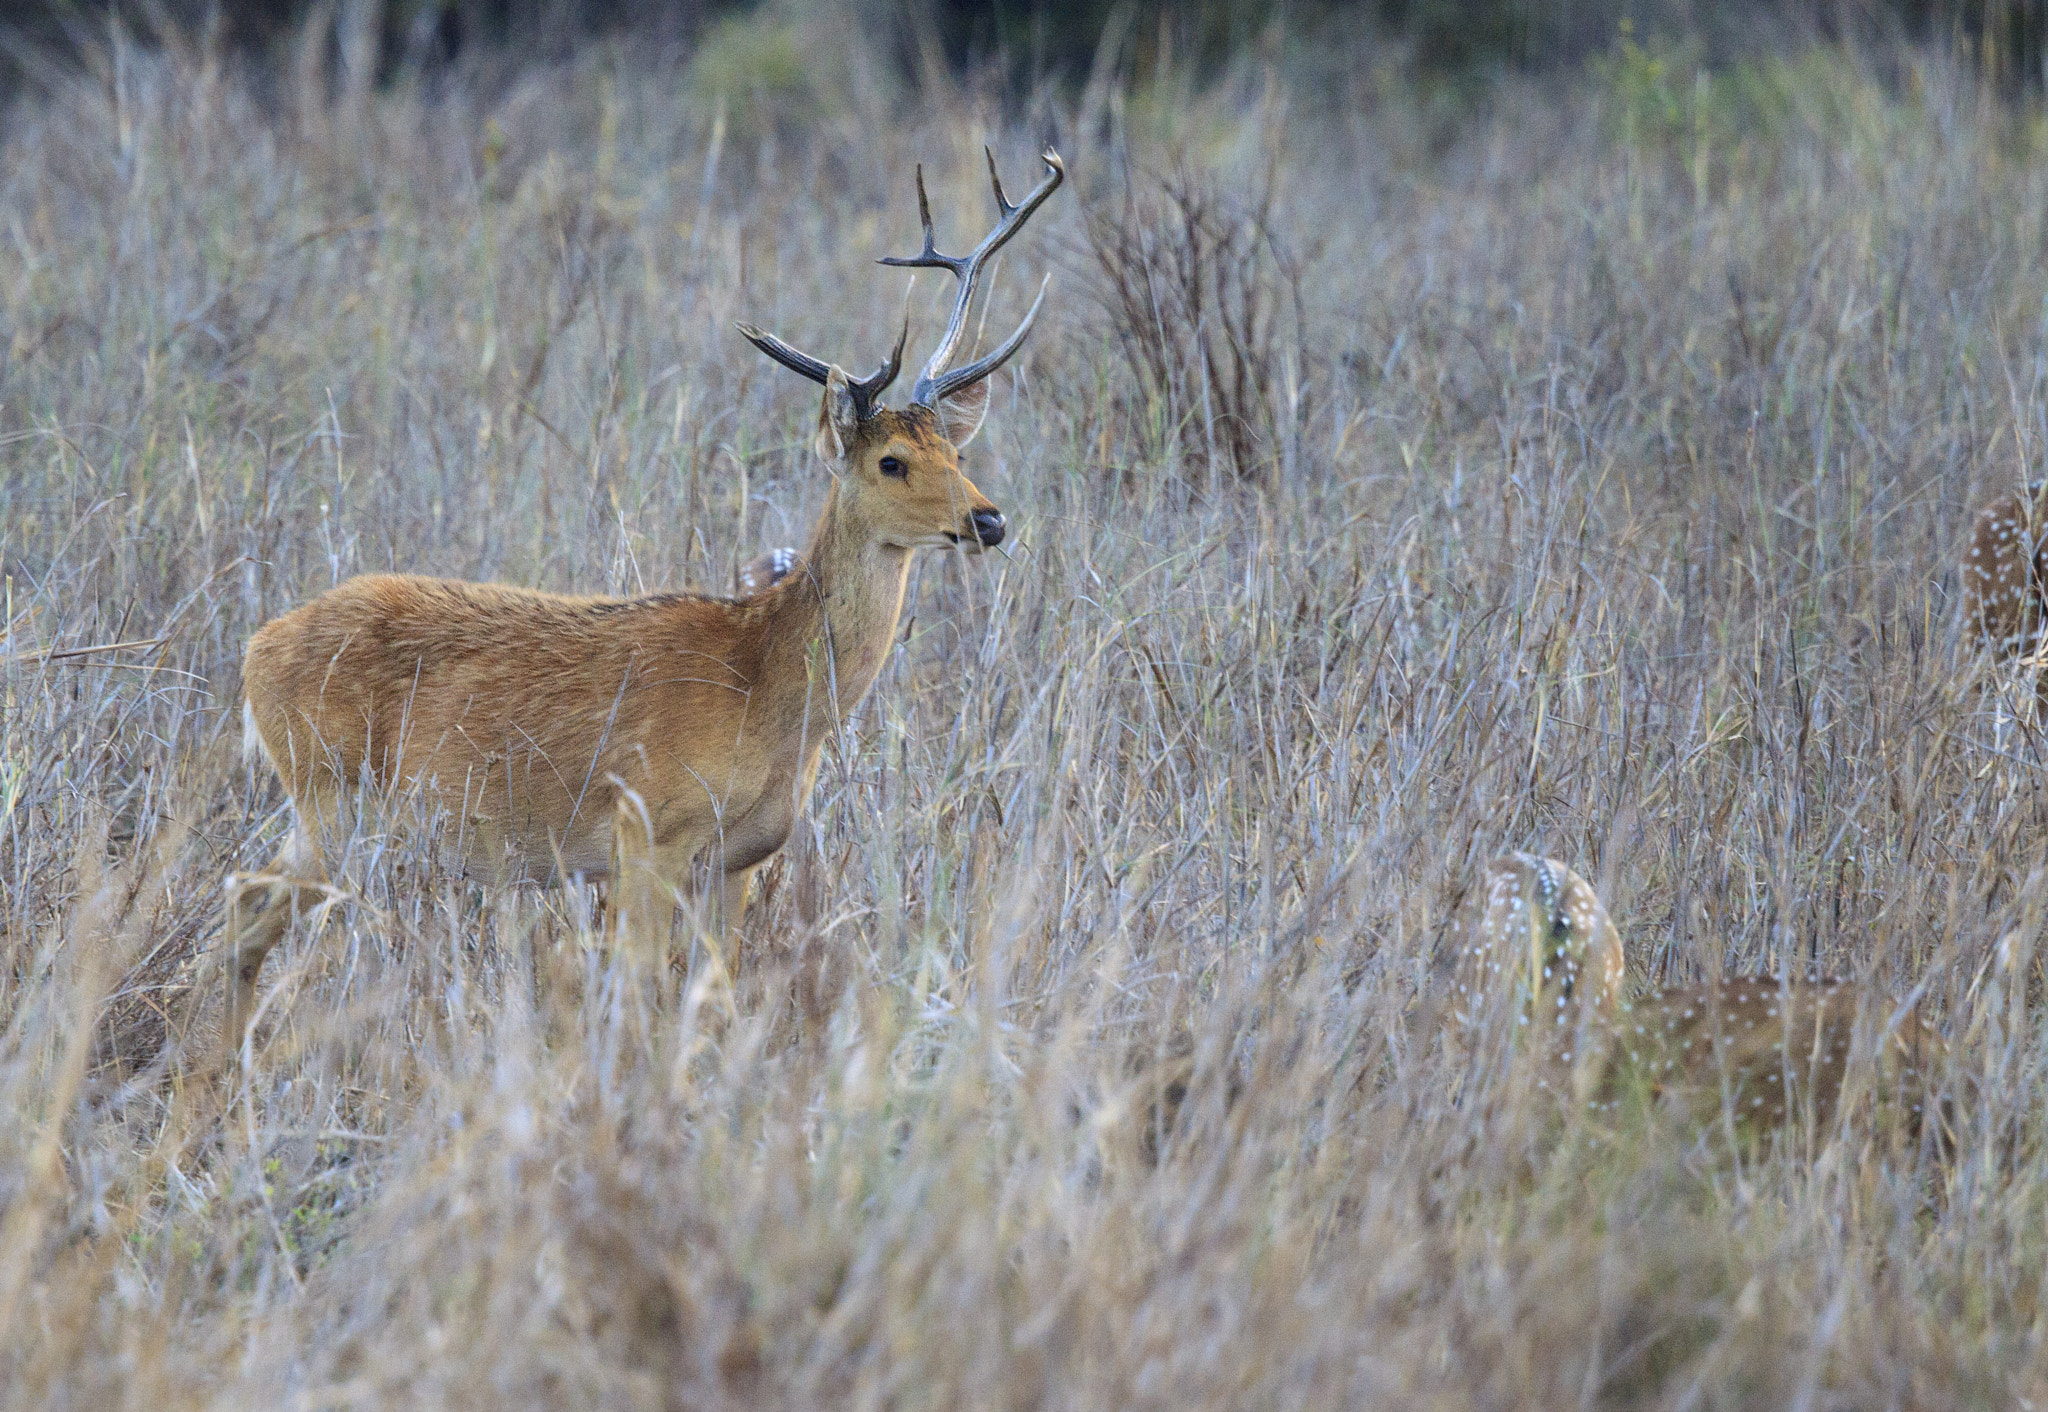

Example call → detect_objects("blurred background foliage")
2 0 2046 115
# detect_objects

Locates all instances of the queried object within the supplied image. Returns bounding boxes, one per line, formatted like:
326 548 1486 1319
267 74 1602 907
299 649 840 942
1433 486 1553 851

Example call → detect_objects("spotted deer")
735 546 804 596
221 148 1065 1066
1451 852 1626 1102
1963 481 2048 665
1462 854 1943 1133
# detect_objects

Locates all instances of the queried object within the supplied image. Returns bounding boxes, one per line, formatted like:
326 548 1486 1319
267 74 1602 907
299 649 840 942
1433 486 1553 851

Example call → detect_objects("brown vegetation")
5 14 2048 1406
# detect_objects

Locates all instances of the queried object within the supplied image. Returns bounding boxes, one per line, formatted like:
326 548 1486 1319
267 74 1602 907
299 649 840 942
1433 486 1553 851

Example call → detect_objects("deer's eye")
879 455 907 478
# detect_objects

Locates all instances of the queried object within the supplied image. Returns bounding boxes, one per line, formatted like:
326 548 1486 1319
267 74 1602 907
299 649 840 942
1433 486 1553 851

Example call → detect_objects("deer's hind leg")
221 805 333 1069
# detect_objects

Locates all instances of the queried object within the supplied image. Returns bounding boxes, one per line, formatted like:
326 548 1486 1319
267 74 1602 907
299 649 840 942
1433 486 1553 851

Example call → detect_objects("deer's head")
738 148 1063 557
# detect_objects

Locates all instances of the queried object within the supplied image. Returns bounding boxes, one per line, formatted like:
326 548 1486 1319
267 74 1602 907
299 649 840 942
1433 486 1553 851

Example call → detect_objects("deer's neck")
768 479 911 736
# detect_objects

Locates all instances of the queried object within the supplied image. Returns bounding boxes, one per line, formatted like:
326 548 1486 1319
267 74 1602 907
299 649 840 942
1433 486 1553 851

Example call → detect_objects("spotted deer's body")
1465 854 1944 1132
1964 481 2048 660
222 149 1066 1067
1593 976 1941 1129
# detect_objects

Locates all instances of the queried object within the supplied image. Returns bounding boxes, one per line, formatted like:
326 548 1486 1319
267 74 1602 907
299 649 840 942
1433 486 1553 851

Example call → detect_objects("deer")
1963 480 2048 666
219 148 1066 1068
735 546 804 597
1449 851 1626 1103
1459 854 1944 1136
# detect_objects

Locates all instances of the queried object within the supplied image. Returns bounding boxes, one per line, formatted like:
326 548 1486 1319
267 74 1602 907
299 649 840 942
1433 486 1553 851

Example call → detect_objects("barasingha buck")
222 148 1065 1067
1455 854 1945 1136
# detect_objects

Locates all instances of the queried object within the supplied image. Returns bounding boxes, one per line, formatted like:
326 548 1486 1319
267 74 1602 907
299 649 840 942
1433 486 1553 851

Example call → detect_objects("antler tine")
922 273 1051 408
736 309 908 423
879 165 969 277
736 323 831 386
861 304 910 413
986 145 1017 218
878 147 1065 408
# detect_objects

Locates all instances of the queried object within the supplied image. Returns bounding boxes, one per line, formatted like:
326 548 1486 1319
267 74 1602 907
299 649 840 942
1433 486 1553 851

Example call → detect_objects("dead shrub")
1083 155 1314 484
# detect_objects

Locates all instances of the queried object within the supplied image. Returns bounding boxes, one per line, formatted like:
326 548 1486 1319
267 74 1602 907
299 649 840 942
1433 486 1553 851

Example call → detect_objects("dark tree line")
1 0 2043 106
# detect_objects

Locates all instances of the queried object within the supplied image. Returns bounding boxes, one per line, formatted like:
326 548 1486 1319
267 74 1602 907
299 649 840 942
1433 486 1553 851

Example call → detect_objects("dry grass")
4 17 2048 1407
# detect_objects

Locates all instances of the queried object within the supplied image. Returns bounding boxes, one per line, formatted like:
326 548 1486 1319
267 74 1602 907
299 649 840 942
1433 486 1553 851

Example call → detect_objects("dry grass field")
6 11 2048 1406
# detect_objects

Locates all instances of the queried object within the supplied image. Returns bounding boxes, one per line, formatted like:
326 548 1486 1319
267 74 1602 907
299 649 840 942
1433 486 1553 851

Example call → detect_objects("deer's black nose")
971 509 1006 547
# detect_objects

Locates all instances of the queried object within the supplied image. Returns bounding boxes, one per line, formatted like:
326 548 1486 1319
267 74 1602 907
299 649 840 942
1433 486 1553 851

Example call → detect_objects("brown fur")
223 388 1002 1066
1599 978 1944 1132
1459 853 1944 1134
1964 481 2048 659
1457 857 1624 1034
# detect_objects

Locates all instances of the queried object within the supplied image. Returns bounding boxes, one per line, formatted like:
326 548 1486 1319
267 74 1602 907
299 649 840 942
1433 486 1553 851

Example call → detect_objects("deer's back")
1605 979 1943 1129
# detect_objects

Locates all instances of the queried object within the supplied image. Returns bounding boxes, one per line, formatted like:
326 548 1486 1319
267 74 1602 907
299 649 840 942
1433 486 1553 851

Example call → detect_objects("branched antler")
881 147 1064 407
735 310 907 422
737 147 1062 418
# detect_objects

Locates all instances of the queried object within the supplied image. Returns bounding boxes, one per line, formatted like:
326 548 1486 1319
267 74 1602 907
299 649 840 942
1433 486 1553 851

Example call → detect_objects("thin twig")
35 637 166 663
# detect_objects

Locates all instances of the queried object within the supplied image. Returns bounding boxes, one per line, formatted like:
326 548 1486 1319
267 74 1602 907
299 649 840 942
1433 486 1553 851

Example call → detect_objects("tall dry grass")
2 14 2048 1406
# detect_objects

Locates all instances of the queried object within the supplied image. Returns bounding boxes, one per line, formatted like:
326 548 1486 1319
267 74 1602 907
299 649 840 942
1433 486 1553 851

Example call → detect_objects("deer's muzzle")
968 509 1006 548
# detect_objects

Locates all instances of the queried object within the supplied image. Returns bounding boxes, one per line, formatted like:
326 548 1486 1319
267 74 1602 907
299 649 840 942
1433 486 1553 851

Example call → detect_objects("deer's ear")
934 376 991 449
814 368 860 467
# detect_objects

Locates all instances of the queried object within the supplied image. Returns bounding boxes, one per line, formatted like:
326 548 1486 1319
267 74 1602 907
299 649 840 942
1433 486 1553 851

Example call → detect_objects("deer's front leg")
705 796 796 967
718 864 759 958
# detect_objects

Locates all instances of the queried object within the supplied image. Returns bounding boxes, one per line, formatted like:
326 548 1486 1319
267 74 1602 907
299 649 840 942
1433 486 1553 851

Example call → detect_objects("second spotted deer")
1964 480 2048 667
